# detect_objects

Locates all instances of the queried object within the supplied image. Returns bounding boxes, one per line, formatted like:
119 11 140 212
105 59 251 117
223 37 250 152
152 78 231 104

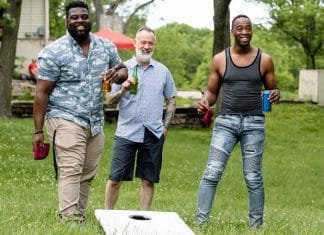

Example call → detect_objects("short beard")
135 48 154 63
68 27 91 43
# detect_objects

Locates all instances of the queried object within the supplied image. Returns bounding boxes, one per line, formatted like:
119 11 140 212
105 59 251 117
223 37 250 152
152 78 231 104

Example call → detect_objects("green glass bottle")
129 65 138 95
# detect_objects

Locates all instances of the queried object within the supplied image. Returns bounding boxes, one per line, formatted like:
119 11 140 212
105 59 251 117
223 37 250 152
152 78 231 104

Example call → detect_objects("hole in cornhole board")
129 214 151 220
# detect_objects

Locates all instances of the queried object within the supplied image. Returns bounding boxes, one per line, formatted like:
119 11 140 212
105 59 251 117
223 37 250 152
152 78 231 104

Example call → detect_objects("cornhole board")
95 209 195 235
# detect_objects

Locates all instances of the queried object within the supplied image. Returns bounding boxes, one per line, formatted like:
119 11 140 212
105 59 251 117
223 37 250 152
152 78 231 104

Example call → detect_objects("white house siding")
16 39 45 72
18 0 45 38
16 0 48 74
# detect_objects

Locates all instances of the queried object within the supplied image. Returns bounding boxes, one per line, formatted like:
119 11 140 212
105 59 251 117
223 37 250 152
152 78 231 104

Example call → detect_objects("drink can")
262 90 271 112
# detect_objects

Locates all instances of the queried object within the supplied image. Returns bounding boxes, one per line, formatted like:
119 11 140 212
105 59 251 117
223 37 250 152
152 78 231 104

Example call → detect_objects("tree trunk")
305 54 315 70
213 0 231 56
310 55 315 69
213 0 231 113
301 42 317 69
0 0 22 118
93 0 103 30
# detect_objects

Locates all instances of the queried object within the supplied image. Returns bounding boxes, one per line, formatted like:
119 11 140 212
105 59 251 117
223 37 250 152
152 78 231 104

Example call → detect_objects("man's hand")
120 76 136 93
197 98 210 114
269 89 280 104
163 128 168 137
101 68 118 84
32 132 44 152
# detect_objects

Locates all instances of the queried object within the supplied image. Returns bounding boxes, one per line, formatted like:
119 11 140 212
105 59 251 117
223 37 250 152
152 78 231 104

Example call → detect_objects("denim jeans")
197 114 265 228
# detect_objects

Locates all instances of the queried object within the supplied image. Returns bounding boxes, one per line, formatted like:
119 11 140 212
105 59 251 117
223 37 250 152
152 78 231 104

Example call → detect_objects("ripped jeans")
197 114 265 228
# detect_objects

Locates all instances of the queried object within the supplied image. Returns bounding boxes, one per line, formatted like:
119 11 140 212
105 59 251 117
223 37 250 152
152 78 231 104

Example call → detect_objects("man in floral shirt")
32 1 127 223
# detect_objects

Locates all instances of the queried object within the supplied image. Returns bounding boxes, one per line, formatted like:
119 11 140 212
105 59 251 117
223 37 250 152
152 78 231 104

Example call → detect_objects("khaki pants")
46 118 105 218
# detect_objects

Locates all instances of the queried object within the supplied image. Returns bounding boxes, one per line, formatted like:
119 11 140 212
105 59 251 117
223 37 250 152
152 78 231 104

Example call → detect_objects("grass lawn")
0 103 323 234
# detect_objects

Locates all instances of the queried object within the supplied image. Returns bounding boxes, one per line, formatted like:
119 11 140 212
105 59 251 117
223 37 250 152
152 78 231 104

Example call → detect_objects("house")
16 0 49 73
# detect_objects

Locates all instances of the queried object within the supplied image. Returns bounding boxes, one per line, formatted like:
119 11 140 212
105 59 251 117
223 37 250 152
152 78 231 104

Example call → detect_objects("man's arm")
105 76 135 106
163 96 176 136
105 89 125 106
32 79 55 147
261 53 280 103
197 52 224 114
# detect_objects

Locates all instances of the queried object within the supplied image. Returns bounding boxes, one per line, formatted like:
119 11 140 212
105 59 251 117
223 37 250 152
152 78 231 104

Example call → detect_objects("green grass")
0 103 323 234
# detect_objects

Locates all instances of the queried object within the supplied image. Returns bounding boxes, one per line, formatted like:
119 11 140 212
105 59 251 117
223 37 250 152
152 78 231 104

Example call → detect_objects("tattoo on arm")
105 90 124 106
164 97 176 129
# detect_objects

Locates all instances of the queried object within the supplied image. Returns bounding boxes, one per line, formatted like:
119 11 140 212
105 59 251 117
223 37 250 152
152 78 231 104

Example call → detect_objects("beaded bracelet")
34 130 44 135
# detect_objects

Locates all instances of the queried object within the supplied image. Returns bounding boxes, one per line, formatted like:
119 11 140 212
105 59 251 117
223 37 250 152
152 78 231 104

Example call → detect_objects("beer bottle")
129 65 138 95
102 79 110 94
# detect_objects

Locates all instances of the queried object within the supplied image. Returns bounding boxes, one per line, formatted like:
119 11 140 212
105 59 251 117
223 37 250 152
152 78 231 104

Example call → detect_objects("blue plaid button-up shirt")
112 57 177 143
38 33 121 136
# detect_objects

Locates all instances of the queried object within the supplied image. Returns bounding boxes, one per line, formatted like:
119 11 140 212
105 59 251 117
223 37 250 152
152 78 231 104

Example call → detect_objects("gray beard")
136 48 153 63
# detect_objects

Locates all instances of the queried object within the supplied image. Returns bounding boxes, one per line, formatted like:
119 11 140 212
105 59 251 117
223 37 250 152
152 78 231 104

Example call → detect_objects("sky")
146 0 269 30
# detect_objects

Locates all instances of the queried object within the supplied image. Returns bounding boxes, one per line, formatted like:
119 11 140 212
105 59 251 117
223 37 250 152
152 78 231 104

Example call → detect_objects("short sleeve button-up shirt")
38 33 121 136
112 57 177 143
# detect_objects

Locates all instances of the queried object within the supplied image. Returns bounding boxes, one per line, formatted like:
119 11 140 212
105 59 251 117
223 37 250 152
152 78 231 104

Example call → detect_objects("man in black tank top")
196 15 280 229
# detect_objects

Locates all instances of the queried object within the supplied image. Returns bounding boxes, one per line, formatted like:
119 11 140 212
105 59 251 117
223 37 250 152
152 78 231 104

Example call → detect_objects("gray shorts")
108 128 165 183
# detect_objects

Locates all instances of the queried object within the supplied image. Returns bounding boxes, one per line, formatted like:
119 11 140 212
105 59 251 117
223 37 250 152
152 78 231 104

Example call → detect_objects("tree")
252 25 304 91
213 0 231 55
103 0 156 32
49 0 66 38
0 0 22 118
151 23 212 88
212 0 231 110
123 0 154 31
93 0 104 31
253 0 324 69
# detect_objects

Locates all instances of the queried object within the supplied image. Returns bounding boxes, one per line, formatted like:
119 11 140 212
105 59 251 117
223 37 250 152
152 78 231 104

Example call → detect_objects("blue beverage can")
262 90 271 112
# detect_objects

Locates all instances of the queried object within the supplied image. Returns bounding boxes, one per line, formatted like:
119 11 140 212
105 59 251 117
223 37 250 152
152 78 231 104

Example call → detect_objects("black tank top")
218 48 263 116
